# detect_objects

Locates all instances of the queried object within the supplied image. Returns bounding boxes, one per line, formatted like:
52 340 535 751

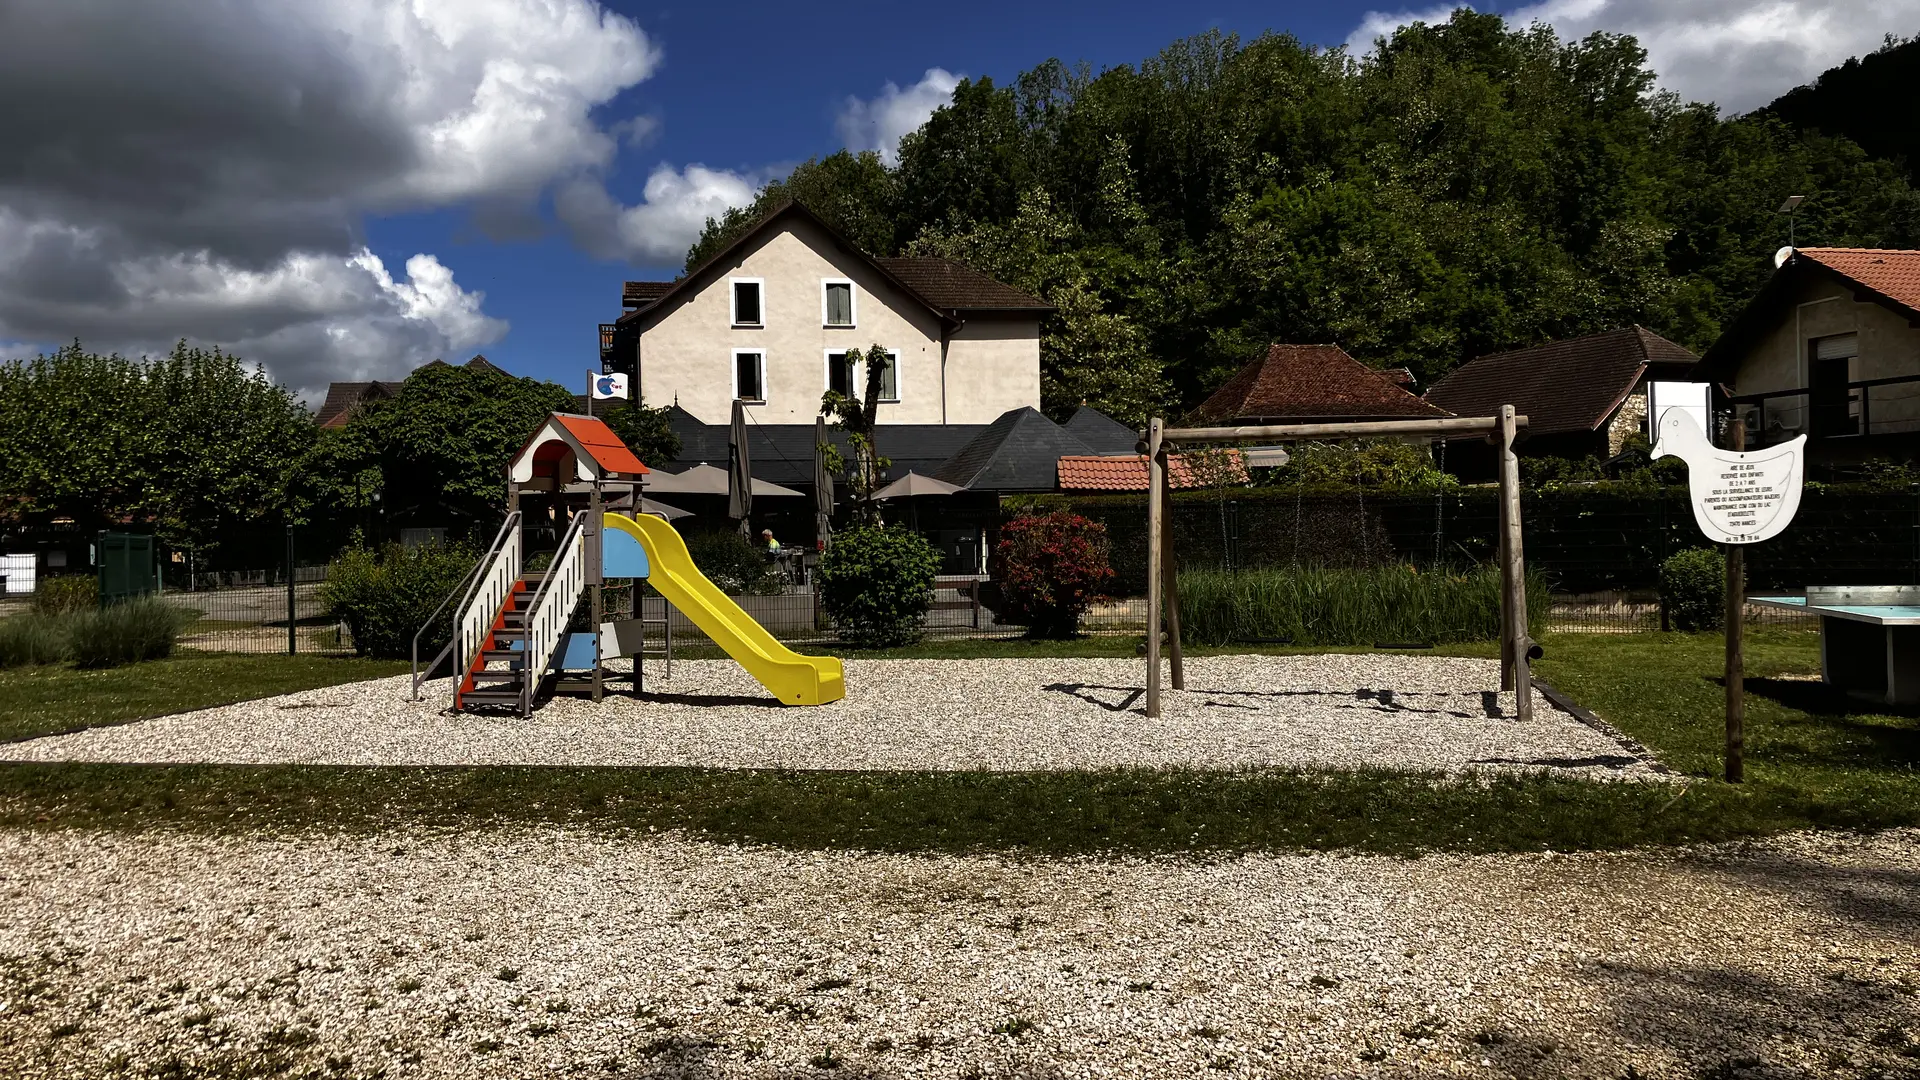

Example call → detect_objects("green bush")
320 541 477 660
0 613 71 667
1177 564 1548 647
1659 548 1726 632
684 529 785 596
817 525 941 647
66 598 194 668
34 575 97 615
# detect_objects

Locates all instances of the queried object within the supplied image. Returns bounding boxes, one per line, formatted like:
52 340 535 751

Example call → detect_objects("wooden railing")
449 512 521 707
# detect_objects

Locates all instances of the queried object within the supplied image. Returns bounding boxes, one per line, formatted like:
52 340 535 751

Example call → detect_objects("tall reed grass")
0 597 193 669
1177 565 1548 647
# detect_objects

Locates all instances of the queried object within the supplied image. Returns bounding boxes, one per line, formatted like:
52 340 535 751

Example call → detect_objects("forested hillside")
689 11 1920 425
1764 34 1920 184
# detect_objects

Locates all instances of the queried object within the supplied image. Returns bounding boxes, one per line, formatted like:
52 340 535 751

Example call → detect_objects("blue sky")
0 0 1904 400
362 1 1450 390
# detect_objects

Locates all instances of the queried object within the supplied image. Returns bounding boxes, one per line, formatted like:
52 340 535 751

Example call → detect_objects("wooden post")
1146 418 1165 718
1496 444 1514 692
1725 419 1746 783
1159 444 1185 691
1498 405 1532 722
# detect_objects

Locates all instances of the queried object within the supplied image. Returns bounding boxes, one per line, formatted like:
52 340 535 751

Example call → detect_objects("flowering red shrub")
990 511 1113 638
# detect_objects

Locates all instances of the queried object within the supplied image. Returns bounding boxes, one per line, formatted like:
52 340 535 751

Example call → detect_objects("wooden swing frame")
1142 407 1533 719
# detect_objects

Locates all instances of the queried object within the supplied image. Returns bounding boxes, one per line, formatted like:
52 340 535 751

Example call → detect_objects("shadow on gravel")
1700 852 1920 938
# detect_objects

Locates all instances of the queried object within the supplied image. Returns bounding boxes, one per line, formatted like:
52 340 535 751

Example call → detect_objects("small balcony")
1728 372 1920 445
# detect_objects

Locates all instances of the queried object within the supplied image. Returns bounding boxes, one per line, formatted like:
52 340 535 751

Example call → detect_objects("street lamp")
1778 194 1805 250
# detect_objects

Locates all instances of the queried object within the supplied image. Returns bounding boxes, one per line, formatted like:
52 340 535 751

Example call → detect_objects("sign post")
1652 400 1805 783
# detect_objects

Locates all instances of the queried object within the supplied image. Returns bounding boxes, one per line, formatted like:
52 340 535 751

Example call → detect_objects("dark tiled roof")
315 380 400 428
1062 406 1140 454
873 257 1051 312
463 355 506 375
615 201 1051 326
1057 450 1247 491
1192 344 1451 423
660 406 986 487
933 407 1095 492
622 281 675 308
1424 327 1697 436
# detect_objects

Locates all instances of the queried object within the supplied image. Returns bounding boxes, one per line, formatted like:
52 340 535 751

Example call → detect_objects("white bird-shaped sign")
1651 410 1805 544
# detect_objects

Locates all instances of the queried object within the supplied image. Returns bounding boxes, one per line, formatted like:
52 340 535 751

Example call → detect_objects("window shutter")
1814 333 1858 361
825 282 852 325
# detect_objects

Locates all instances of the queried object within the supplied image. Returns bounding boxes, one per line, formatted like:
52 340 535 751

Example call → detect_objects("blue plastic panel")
557 632 598 672
603 525 650 578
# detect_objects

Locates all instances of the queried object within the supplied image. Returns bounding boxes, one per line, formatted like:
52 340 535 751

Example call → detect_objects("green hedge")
683 529 785 596
320 542 476 660
1177 565 1548 647
34 575 97 614
1659 548 1726 632
817 526 941 647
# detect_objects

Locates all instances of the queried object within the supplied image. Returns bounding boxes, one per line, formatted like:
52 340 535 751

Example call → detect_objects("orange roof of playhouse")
1057 450 1248 491
555 415 648 474
509 413 648 485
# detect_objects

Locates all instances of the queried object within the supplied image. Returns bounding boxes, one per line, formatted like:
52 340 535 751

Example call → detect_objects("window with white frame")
730 278 764 327
825 349 898 403
733 349 766 402
822 279 855 327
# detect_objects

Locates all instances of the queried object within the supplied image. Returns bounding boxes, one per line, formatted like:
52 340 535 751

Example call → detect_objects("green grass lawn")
0 653 407 742
0 629 1913 855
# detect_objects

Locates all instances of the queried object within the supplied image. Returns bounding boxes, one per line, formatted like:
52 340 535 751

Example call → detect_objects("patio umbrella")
871 471 966 533
871 472 965 500
728 399 752 538
644 463 804 497
813 415 836 550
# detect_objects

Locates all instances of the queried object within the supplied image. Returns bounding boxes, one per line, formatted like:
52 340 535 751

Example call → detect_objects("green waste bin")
97 533 160 606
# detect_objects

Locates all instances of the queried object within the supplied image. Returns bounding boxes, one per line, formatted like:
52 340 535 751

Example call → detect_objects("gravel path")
2 656 1659 778
0 826 1914 1079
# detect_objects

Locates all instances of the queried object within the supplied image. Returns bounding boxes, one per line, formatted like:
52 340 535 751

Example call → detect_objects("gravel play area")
2 655 1660 778
1 826 1915 1079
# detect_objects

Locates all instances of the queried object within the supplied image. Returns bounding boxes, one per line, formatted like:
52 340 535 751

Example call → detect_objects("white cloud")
837 68 963 166
1345 0 1920 112
555 164 768 264
1345 4 1468 54
0 207 504 401
0 0 656 391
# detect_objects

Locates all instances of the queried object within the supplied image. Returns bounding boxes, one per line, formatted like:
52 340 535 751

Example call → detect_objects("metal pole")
286 525 297 656
1146 417 1165 718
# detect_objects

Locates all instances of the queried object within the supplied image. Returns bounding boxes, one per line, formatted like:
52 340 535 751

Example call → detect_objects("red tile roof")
1797 248 1920 311
1057 451 1248 491
1191 345 1450 423
1424 326 1696 436
556 415 649 475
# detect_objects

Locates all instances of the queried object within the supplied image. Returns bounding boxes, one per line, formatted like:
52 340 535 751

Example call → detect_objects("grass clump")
1177 564 1547 647
67 598 194 668
0 613 70 668
33 575 97 615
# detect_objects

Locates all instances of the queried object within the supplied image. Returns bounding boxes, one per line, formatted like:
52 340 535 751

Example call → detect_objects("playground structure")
1140 407 1536 719
413 413 844 715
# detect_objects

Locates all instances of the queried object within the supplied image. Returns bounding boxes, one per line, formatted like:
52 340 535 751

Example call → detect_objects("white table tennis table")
1750 586 1920 705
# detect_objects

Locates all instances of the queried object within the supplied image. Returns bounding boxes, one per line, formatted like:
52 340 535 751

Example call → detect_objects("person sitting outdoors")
760 528 780 555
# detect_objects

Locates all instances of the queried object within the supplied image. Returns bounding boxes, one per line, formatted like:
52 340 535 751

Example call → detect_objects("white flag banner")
591 371 629 400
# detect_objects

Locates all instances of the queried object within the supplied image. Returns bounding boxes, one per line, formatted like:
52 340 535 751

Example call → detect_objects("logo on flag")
591 372 629 400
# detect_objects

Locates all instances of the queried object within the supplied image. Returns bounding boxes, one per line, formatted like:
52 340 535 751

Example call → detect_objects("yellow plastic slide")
604 512 845 706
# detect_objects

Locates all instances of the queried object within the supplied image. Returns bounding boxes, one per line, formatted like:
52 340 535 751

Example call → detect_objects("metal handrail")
423 512 520 703
517 511 589 715
411 559 484 700
412 512 519 700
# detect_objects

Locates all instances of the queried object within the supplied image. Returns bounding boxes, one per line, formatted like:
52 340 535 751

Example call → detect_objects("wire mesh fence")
144 485 1898 655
